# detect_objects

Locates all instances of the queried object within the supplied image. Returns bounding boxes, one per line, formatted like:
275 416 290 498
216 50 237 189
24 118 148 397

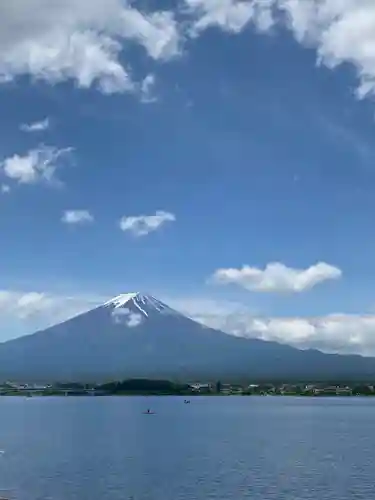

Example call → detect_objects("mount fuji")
1 292 375 382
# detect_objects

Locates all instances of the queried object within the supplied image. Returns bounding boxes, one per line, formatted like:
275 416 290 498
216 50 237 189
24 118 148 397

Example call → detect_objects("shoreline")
2 392 375 397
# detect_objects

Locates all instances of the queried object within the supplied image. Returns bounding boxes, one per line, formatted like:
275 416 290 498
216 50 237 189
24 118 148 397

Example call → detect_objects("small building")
314 386 352 396
335 387 352 396
230 385 244 395
220 384 232 395
189 383 212 393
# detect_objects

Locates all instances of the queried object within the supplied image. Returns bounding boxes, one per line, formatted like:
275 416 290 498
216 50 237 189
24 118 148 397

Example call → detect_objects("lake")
0 396 373 499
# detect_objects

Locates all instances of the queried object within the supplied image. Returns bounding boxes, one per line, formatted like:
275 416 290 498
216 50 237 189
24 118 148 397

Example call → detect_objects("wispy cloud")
185 0 273 36
61 210 94 225
0 145 73 185
140 74 157 103
20 118 49 133
0 289 100 339
119 210 176 237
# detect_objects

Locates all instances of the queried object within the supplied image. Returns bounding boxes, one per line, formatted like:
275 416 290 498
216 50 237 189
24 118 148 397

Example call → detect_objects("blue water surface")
0 396 373 500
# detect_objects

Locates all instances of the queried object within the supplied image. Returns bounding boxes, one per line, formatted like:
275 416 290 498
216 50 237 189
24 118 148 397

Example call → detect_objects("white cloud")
119 8 180 60
210 261 342 293
0 1 180 94
166 295 259 330
119 210 176 236
61 210 94 225
1 184 10 194
0 290 97 336
198 0 375 101
111 307 143 327
184 0 375 100
163 295 375 357
0 145 73 185
271 0 375 98
140 74 157 103
186 0 274 35
210 313 375 358
1 1 375 102
20 118 49 133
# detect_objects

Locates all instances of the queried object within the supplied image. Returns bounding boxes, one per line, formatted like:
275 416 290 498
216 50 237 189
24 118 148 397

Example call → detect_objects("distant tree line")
98 379 190 395
48 379 375 397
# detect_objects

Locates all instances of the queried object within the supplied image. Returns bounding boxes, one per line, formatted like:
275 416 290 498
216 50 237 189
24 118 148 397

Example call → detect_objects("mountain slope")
0 293 375 382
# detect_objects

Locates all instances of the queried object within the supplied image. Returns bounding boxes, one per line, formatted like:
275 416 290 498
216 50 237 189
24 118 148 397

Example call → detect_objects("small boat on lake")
143 409 156 414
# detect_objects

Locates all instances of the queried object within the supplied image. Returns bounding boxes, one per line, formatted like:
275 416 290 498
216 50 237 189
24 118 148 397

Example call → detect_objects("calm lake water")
0 396 373 500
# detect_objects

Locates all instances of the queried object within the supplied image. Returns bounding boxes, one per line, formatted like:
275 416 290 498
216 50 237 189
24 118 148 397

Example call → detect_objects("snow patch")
132 300 148 317
104 293 138 308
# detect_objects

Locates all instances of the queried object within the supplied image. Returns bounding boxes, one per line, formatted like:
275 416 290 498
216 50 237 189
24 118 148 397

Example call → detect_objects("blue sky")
1 0 375 355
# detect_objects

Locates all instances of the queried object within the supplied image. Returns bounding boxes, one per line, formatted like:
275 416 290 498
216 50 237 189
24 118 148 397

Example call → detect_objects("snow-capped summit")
103 292 178 318
104 293 139 308
1 292 375 382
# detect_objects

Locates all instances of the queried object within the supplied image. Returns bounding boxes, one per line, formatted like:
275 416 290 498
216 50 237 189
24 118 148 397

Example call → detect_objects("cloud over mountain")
1 289 375 358
1 291 375 382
